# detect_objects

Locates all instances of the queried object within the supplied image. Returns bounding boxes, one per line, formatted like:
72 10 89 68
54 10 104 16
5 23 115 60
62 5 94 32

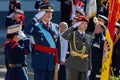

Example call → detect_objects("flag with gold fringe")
100 0 120 80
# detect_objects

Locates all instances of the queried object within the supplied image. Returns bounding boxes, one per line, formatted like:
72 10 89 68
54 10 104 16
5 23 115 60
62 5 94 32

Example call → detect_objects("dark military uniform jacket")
62 27 91 72
24 19 60 71
112 38 120 75
91 33 105 75
4 39 30 80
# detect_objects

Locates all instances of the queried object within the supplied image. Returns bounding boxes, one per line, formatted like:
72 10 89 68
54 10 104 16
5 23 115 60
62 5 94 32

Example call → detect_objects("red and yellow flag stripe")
100 0 120 80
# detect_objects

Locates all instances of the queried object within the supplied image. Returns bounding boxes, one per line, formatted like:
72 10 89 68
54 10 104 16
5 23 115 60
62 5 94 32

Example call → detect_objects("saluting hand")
35 11 45 21
72 22 81 28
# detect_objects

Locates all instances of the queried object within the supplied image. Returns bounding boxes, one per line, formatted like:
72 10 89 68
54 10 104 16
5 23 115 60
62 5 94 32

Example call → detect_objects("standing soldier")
6 0 23 28
90 21 106 80
58 22 69 80
62 16 91 80
5 9 25 29
4 24 30 80
112 23 120 77
8 0 21 15
24 4 60 80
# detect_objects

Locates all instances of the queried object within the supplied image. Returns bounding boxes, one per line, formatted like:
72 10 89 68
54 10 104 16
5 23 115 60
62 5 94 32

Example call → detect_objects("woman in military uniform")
62 16 91 80
4 24 30 80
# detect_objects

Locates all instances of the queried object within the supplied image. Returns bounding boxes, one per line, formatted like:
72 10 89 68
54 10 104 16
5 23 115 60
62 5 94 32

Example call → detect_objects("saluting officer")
24 4 60 80
4 24 30 80
90 21 106 80
62 16 91 80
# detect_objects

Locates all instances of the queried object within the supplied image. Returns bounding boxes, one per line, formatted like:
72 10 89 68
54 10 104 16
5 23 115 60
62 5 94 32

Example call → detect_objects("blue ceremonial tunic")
24 19 60 71
24 19 60 80
4 39 30 80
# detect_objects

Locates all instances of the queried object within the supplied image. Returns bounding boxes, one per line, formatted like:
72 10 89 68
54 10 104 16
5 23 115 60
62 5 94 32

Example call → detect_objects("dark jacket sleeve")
62 27 74 41
34 0 40 10
4 17 13 27
24 19 36 35
88 46 92 70
13 39 30 55
86 34 92 70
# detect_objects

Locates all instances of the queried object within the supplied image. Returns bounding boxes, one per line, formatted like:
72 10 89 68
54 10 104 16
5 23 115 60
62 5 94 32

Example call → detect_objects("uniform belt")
9 64 27 68
71 51 88 59
34 44 58 63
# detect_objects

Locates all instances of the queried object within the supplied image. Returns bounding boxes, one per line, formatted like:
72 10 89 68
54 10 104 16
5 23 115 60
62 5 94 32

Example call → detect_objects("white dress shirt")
78 30 85 37
60 32 68 62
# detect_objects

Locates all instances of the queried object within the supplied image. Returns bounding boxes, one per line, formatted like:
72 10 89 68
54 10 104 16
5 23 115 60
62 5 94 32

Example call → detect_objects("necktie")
81 33 84 37
46 23 49 27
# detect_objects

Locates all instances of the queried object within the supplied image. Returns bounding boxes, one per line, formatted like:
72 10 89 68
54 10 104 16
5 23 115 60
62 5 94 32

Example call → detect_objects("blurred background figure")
8 0 21 15
90 21 106 80
70 0 85 21
58 0 71 26
87 14 107 35
58 22 68 80
5 9 25 29
34 0 50 10
99 0 109 17
112 23 120 77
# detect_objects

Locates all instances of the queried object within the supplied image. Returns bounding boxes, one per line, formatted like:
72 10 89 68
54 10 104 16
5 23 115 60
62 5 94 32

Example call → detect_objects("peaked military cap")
39 4 54 12
75 16 89 23
7 24 22 34
76 9 85 16
97 14 108 24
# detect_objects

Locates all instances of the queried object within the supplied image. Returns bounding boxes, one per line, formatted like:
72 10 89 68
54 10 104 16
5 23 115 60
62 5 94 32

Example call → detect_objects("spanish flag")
100 0 120 80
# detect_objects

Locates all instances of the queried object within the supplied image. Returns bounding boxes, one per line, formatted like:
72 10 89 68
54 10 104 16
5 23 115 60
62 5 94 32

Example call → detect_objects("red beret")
75 16 89 23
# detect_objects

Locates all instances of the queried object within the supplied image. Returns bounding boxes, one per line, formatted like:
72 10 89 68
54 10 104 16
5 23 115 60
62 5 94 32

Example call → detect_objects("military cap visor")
97 14 108 22
96 21 106 29
40 4 54 12
75 16 89 23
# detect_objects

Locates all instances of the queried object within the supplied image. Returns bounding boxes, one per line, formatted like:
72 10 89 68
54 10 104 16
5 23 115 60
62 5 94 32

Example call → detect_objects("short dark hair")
6 32 18 39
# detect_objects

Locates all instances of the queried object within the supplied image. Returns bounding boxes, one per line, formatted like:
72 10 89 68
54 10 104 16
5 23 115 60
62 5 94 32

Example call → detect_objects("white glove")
35 11 45 20
72 22 81 28
18 31 26 40
7 12 15 18
87 70 91 77
93 17 98 24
